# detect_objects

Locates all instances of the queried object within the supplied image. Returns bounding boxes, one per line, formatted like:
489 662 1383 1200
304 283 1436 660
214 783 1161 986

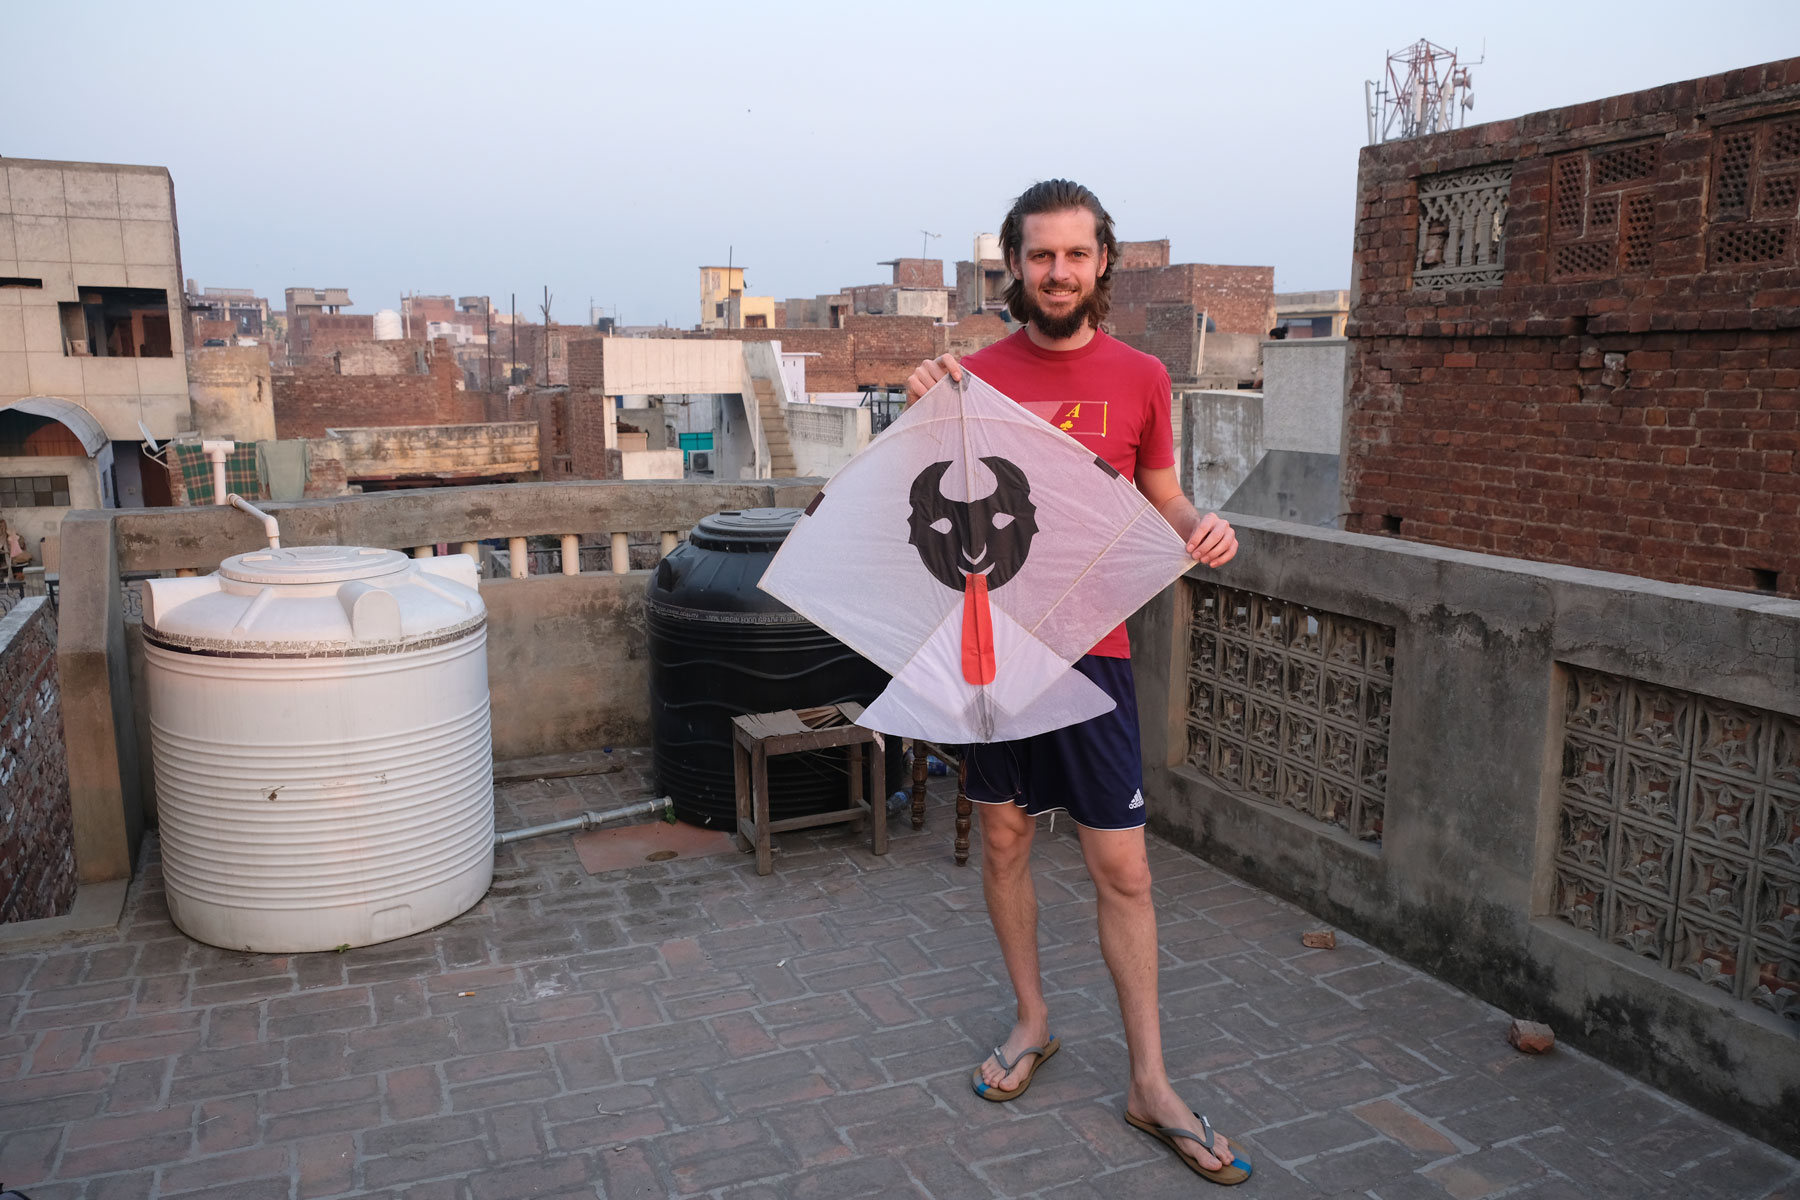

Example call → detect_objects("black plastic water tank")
648 507 890 829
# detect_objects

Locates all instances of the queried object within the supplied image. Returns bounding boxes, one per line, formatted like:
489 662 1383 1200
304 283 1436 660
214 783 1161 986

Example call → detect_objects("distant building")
184 282 270 348
1 157 194 556
1274 290 1350 338
283 286 372 362
699 266 776 330
955 232 1009 319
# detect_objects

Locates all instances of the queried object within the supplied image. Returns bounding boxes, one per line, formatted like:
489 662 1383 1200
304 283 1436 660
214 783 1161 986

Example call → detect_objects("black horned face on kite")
907 457 1039 592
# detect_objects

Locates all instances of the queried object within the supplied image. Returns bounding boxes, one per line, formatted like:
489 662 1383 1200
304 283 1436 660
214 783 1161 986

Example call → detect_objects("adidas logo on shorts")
1128 790 1145 810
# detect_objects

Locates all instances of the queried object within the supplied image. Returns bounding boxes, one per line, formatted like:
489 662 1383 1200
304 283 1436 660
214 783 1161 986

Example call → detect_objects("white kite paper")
759 370 1195 743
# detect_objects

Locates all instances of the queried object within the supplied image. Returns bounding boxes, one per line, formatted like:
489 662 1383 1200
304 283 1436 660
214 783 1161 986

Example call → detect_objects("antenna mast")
1364 38 1481 146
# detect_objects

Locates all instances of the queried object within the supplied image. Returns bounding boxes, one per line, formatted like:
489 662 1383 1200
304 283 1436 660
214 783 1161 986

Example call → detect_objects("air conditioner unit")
689 450 713 474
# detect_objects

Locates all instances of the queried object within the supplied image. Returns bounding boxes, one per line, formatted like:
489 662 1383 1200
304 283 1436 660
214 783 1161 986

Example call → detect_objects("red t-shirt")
962 327 1176 658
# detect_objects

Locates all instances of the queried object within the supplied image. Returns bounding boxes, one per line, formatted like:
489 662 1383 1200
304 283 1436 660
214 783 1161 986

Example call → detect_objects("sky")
5 1 1797 329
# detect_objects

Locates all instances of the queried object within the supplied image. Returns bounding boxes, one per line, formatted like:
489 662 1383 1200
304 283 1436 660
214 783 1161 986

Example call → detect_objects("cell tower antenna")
1363 38 1483 146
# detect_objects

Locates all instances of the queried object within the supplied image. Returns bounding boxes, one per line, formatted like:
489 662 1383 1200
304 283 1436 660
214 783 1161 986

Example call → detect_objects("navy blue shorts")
963 655 1146 831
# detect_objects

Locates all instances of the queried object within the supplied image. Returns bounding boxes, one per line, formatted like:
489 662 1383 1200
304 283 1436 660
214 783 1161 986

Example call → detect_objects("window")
0 475 72 508
57 286 174 357
0 277 43 289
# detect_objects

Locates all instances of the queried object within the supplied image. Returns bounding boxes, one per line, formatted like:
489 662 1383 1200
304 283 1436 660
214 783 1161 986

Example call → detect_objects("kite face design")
906 457 1039 593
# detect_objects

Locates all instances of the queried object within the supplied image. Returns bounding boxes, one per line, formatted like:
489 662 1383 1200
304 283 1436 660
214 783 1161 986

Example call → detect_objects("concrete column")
508 536 528 579
660 532 677 558
413 545 434 558
561 534 580 576
611 532 629 574
459 542 479 560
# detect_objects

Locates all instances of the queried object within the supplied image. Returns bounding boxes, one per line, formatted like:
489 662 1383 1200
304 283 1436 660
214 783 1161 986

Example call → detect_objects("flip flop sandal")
970 1035 1059 1101
1125 1109 1253 1186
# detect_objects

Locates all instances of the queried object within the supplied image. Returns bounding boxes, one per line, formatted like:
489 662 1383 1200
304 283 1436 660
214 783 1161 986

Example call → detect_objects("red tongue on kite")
961 572 997 685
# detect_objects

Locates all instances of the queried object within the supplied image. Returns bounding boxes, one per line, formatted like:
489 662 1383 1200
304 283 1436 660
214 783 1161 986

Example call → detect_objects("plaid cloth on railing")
168 442 264 505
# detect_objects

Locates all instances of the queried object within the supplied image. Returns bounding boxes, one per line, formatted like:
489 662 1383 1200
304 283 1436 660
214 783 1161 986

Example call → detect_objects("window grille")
1412 165 1511 288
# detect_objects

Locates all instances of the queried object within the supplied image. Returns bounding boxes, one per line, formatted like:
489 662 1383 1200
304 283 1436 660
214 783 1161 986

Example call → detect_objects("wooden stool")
732 703 887 875
910 741 973 865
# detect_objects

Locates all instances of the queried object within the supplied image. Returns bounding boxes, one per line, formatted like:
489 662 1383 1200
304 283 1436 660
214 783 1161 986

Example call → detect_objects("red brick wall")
273 339 478 438
568 390 612 478
945 312 1011 359
1 598 74 925
1134 303 1199 380
843 315 945 388
1109 263 1274 338
889 258 944 288
1343 56 1800 598
1117 239 1171 270
703 328 858 392
294 313 377 358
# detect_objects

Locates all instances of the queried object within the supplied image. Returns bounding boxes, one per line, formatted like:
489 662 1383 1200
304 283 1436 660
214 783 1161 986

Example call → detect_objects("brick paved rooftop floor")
4 749 1797 1199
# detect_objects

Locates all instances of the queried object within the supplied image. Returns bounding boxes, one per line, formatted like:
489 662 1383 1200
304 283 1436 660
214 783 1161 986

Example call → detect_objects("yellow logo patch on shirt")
1019 399 1108 437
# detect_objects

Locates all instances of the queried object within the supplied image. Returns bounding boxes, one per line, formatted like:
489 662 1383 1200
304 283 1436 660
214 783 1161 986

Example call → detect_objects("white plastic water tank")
142 546 493 952
374 309 403 340
974 232 1001 263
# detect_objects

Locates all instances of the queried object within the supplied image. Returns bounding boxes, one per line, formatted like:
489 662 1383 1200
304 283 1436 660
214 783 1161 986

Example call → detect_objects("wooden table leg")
911 740 928 830
733 732 753 854
954 758 971 866
752 744 773 876
869 736 888 857
848 741 865 834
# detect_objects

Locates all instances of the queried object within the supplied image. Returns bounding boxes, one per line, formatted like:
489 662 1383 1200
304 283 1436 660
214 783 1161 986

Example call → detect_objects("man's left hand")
1186 512 1237 568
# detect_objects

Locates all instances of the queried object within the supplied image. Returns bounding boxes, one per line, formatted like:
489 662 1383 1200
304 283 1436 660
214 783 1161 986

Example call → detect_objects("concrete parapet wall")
325 422 541 481
1260 336 1347 455
785 403 869 478
56 479 828 886
1129 514 1800 1152
1179 389 1263 512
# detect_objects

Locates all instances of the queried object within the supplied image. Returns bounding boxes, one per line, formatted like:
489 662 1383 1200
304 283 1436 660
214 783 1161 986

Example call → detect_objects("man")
905 180 1250 1186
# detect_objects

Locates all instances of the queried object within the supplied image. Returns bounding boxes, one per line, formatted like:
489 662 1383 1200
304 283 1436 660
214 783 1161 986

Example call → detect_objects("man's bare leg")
1079 825 1236 1173
976 801 1053 1090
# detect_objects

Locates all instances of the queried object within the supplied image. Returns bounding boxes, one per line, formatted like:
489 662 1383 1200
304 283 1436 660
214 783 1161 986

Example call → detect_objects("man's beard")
1019 281 1103 340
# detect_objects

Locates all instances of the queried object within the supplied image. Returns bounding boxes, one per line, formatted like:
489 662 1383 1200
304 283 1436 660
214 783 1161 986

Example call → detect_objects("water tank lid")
220 546 411 585
688 507 802 553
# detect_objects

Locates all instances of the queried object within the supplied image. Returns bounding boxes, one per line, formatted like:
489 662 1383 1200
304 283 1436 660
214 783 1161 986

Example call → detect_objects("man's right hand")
904 353 962 404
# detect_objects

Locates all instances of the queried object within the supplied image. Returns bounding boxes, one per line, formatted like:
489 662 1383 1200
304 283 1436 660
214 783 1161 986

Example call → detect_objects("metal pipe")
226 493 281 548
201 439 234 505
494 795 672 847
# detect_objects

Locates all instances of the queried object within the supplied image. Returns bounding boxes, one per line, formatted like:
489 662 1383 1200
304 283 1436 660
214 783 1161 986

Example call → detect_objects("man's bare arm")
1136 465 1237 568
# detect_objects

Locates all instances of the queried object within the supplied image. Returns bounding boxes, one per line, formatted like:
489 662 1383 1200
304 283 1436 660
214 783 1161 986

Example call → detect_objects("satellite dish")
137 420 161 453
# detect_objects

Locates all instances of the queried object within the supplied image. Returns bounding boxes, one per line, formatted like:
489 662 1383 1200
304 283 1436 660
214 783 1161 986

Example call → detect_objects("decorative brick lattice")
1548 142 1661 279
1592 142 1659 187
1761 173 1798 217
1555 668 1800 1024
1554 242 1614 279
1770 120 1800 162
1713 225 1789 266
1413 164 1511 288
1714 130 1758 214
1553 155 1586 236
1187 583 1395 845
1622 193 1656 273
1706 120 1799 269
